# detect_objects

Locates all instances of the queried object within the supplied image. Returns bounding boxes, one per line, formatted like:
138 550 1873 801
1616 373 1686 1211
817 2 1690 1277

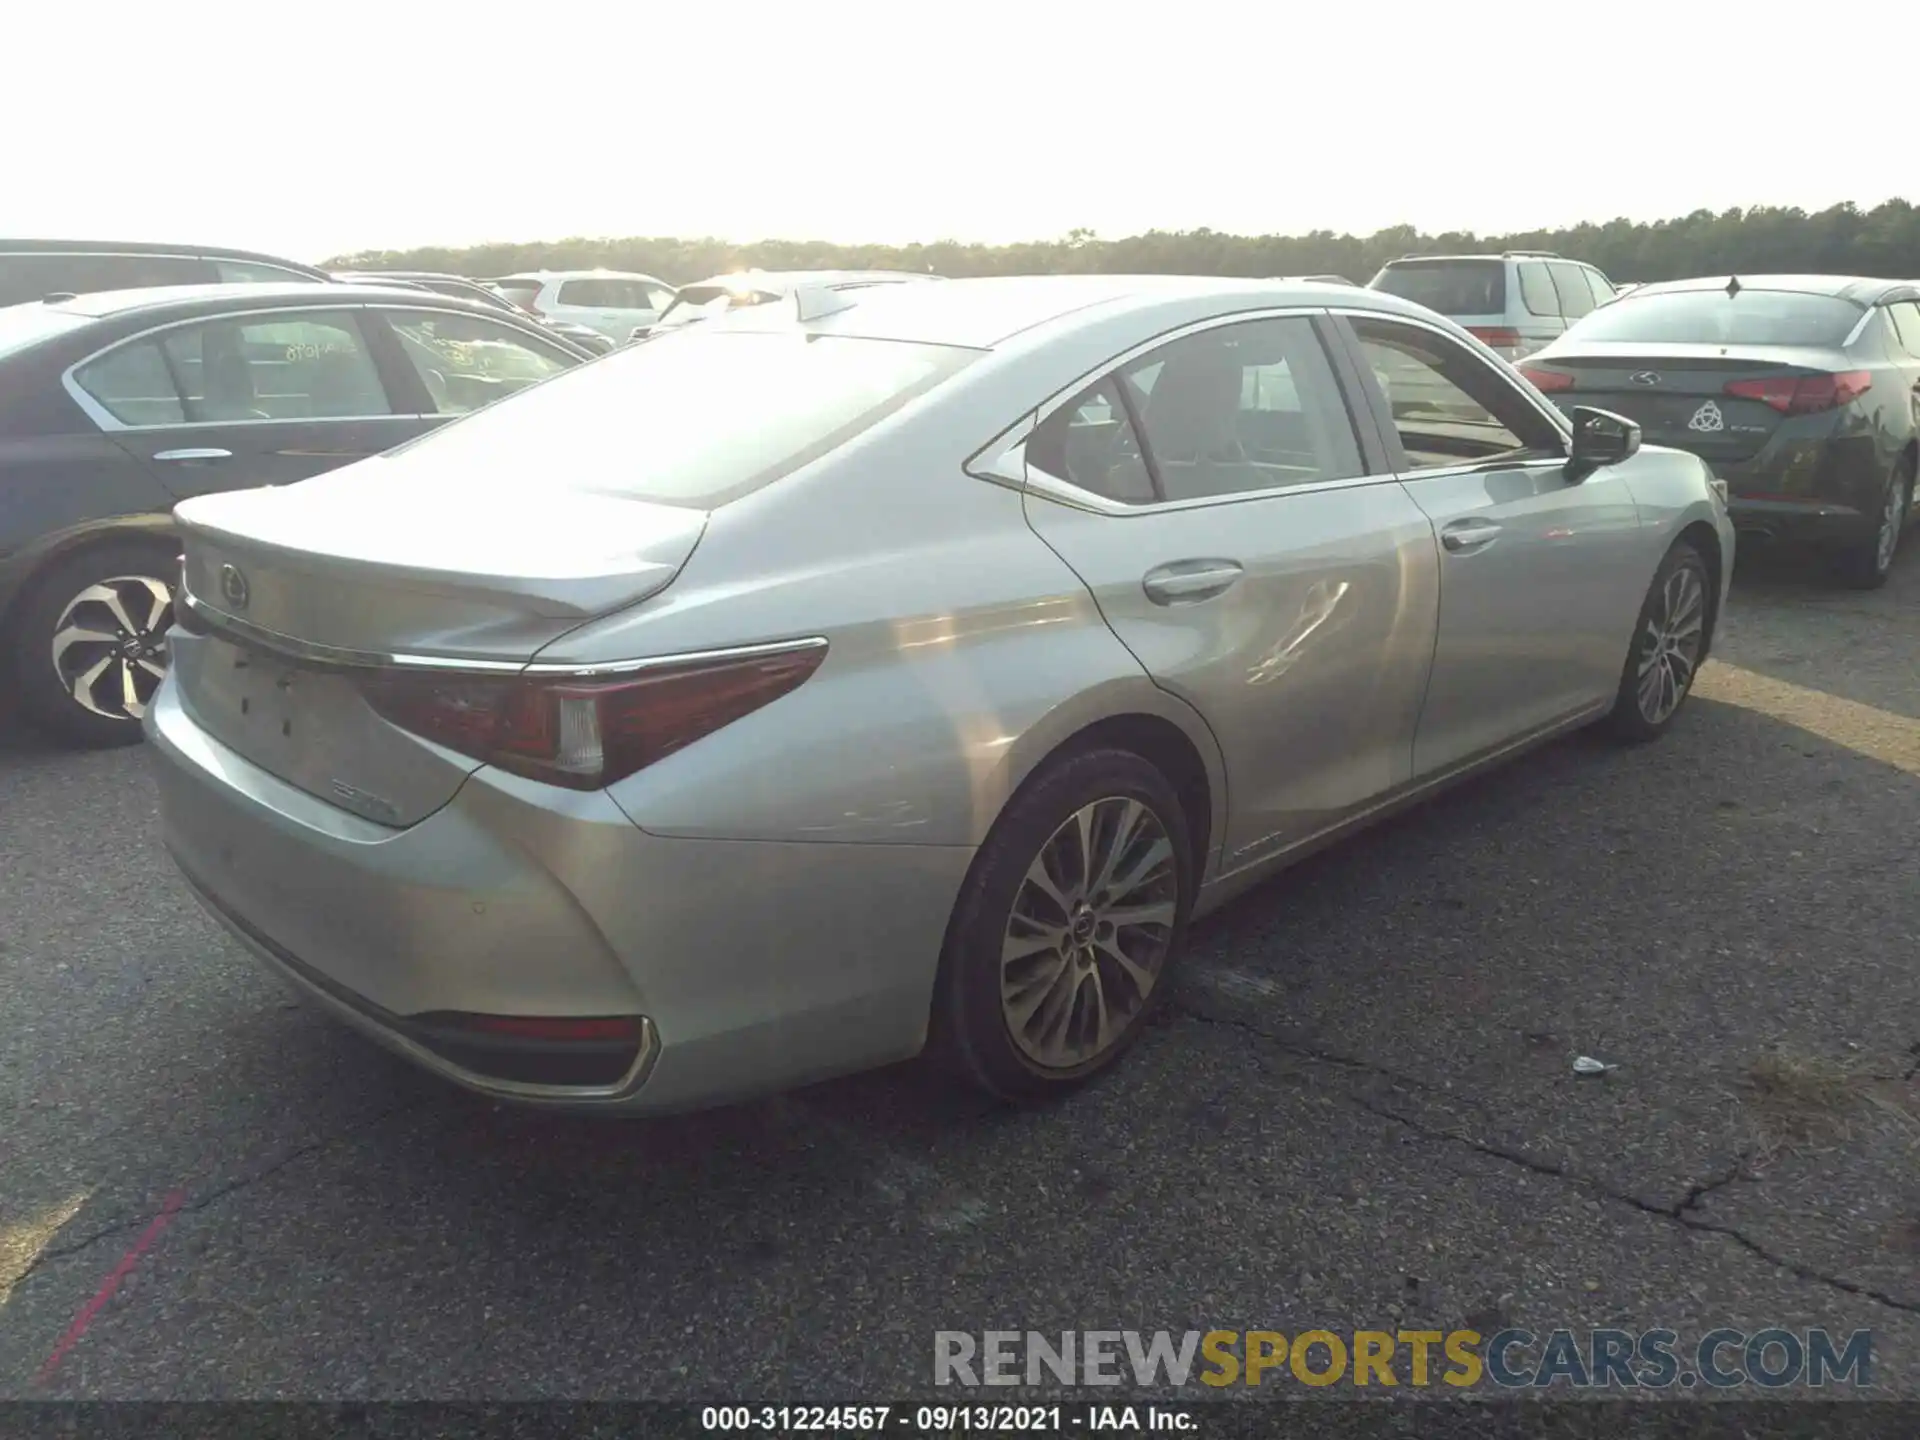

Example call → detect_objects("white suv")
487 270 678 342
1367 251 1617 362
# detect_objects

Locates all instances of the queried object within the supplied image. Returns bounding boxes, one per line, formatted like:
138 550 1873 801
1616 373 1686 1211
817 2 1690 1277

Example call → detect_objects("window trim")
61 302 574 432
969 305 1396 518
1322 308 1575 480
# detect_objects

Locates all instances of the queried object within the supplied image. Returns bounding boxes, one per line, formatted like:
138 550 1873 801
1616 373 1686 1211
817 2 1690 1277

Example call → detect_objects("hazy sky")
5 0 1911 264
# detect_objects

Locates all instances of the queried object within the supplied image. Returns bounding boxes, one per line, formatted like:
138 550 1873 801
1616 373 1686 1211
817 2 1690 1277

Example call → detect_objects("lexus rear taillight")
1723 370 1873 415
356 646 825 790
1518 365 1575 392
1466 326 1522 350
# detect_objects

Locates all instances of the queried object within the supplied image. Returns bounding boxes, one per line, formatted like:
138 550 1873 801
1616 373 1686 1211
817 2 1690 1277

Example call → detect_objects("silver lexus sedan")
147 275 1735 1113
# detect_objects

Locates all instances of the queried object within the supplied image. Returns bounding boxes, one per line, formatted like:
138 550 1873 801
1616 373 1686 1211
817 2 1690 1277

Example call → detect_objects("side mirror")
1565 405 1641 482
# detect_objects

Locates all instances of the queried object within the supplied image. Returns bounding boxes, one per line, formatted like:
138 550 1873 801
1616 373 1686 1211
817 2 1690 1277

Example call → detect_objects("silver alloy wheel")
1875 473 1907 573
999 795 1179 1070
49 574 175 722
1635 562 1705 726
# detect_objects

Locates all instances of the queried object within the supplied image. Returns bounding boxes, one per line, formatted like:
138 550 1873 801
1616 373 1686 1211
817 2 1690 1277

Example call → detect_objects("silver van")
1367 251 1617 362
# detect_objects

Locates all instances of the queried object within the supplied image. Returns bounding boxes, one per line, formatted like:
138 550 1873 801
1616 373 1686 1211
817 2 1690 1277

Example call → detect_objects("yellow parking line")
1695 663 1920 777
0 1192 90 1309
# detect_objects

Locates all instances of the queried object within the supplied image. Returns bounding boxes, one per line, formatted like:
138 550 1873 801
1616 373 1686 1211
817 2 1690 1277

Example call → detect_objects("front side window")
157 311 392 421
373 328 977 509
0 253 212 306
74 341 187 426
1349 316 1563 470
1028 317 1364 504
384 310 576 414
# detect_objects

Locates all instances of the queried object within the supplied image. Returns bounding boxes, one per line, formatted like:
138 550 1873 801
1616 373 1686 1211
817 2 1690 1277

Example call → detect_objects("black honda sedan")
0 283 592 747
1520 275 1920 589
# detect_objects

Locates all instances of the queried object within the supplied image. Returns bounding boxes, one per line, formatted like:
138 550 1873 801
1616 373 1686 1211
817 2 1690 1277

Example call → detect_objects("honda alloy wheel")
51 574 175 724
10 539 181 748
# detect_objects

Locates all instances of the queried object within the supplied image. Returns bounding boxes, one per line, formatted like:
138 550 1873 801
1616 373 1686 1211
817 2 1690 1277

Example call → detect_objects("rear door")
1335 311 1649 776
69 307 432 500
1018 312 1442 871
1512 261 1564 357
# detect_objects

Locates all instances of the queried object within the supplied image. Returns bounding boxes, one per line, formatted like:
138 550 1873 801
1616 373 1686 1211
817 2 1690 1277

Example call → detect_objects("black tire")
932 747 1195 1103
9 537 180 749
1602 539 1711 745
1831 456 1912 591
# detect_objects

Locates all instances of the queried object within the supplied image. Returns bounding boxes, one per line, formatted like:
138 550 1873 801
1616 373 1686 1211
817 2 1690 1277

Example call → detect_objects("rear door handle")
1142 559 1244 606
1440 519 1503 553
153 448 233 462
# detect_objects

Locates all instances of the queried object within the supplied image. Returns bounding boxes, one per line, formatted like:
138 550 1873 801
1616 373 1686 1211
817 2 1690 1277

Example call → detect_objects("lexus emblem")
1630 371 1661 387
218 563 251 610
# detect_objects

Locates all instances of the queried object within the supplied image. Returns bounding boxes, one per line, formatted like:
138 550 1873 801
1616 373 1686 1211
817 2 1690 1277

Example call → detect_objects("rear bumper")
147 680 974 1113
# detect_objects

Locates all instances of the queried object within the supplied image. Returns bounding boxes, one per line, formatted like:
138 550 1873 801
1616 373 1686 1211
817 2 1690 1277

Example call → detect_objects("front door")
70 308 432 501
1019 313 1442 874
1336 312 1649 778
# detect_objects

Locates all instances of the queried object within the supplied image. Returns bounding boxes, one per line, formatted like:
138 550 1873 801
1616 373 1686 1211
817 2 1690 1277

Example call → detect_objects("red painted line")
35 1190 186 1387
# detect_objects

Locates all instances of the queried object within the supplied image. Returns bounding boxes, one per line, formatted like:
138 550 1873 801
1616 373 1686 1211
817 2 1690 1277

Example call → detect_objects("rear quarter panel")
527 349 1231 866
1617 443 1737 641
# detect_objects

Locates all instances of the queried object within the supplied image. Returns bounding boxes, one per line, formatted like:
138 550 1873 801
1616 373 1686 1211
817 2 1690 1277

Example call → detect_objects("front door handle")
153 448 233 462
1440 519 1503 553
1142 559 1244 606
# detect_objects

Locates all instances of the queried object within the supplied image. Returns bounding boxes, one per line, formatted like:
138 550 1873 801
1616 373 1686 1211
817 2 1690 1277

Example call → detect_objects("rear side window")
556 278 670 309
1370 260 1506 317
73 341 187 426
1882 301 1920 359
1517 262 1559 318
374 329 978 508
0 252 213 306
1565 289 1866 347
1583 268 1615 304
158 312 392 421
1548 262 1597 319
492 280 545 309
214 260 316 283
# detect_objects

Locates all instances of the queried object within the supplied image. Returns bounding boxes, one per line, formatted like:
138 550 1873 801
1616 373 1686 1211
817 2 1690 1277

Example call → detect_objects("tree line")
327 200 1920 288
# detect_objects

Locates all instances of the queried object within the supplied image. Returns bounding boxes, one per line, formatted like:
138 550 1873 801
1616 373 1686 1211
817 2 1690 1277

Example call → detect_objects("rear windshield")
0 301 91 360
376 328 979 508
1565 289 1864 347
1371 260 1506 316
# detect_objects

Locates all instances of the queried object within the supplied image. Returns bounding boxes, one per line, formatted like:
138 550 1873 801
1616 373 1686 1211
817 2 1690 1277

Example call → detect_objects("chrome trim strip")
60 299 568 434
178 587 829 679
521 636 829 677
1027 464 1400 517
176 864 661 1104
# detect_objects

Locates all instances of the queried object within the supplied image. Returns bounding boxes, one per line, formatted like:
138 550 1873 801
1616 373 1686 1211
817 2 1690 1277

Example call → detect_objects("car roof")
490 269 672 283
33 281 528 322
717 273 1435 350
1623 274 1919 305
681 269 937 290
0 237 327 274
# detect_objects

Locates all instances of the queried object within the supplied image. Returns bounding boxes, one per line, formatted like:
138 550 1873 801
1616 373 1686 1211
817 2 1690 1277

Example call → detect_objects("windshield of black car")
373 328 979 508
1564 289 1864 346
1371 260 1506 315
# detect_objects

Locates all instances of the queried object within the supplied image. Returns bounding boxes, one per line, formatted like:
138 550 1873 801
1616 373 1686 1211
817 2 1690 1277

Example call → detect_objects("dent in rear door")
1016 312 1442 872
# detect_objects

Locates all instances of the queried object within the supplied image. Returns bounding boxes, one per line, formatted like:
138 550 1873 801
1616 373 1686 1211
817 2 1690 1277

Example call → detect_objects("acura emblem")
219 563 251 610
1630 371 1661 387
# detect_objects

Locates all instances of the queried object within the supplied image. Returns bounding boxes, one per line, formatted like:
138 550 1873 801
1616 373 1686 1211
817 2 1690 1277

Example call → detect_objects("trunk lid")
1522 342 1852 463
170 460 708 824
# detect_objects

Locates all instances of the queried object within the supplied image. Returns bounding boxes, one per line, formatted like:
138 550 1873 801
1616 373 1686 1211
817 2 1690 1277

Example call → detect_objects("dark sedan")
1521 275 1920 588
0 283 591 747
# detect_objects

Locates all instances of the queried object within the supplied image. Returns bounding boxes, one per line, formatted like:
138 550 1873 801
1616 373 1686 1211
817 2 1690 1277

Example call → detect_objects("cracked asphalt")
2 543 1917 1401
